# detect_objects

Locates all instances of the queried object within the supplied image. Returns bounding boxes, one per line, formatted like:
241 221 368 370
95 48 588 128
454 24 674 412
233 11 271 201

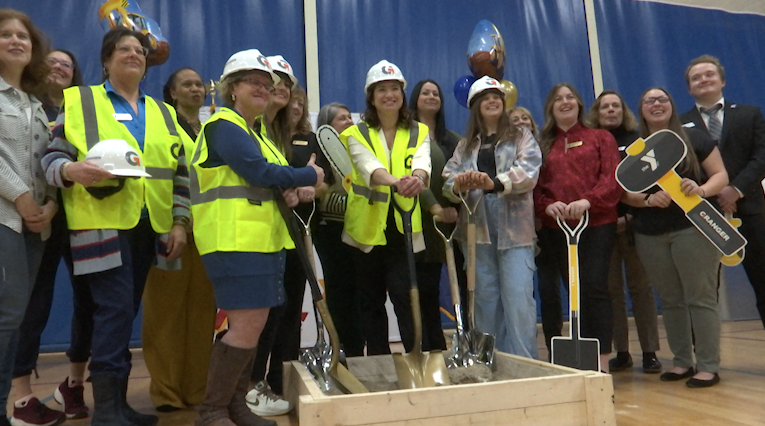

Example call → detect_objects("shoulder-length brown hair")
0 9 50 96
291 85 313 135
637 87 700 180
462 89 519 155
361 81 414 129
100 27 151 81
586 90 638 132
539 83 587 156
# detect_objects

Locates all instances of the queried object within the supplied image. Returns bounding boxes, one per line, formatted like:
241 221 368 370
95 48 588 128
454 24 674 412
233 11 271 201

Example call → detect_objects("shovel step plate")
551 335 601 371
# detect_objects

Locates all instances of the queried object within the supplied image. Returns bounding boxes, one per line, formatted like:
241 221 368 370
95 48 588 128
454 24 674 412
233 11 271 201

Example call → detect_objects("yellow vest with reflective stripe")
341 122 427 246
189 107 294 255
62 85 181 232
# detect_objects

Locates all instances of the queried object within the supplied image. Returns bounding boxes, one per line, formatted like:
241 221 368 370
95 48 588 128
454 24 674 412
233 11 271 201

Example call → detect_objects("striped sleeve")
42 109 77 189
172 142 191 219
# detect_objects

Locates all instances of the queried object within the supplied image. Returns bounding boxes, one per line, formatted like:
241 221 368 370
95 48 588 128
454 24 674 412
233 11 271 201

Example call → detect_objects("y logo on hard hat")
382 66 395 75
257 55 270 68
277 60 289 71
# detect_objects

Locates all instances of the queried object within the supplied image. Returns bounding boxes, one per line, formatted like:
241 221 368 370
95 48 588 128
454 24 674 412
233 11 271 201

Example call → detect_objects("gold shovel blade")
393 350 450 389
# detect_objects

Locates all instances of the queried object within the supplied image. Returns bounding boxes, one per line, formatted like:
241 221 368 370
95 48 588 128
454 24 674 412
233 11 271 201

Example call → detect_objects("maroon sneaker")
10 397 65 426
53 377 89 419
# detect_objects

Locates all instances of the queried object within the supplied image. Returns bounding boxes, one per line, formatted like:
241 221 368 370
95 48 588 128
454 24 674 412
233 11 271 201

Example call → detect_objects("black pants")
353 225 415 355
13 209 71 377
251 249 305 395
537 223 616 354
414 262 447 351
738 212 765 328
314 221 365 356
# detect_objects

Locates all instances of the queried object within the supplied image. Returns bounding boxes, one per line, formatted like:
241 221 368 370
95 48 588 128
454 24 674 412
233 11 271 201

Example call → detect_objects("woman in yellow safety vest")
188 49 323 426
42 27 189 426
340 60 431 355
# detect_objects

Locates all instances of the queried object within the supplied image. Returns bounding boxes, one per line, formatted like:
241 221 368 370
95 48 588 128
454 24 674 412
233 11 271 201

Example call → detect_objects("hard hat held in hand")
267 55 298 86
221 49 280 85
85 139 152 178
365 60 406 93
467 75 507 107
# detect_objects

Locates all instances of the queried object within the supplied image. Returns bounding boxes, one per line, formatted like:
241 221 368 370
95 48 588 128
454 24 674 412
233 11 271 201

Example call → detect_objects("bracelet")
173 216 190 227
413 174 426 185
61 162 71 182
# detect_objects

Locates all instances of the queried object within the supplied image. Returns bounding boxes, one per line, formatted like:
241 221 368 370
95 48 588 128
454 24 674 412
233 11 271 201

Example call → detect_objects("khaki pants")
142 236 217 408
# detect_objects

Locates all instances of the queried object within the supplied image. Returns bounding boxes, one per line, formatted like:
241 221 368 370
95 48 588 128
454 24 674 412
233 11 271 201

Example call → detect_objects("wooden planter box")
284 351 615 426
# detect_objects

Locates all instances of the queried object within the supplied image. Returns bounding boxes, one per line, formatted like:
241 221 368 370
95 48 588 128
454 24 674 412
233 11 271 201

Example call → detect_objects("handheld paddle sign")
615 129 746 257
551 212 601 372
317 125 353 194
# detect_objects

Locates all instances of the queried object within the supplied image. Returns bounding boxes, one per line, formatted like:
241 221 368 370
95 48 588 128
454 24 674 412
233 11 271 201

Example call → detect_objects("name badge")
292 140 308 146
566 140 583 149
113 113 133 121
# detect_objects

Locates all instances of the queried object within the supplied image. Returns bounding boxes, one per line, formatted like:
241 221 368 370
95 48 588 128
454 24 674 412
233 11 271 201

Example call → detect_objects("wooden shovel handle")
445 242 461 306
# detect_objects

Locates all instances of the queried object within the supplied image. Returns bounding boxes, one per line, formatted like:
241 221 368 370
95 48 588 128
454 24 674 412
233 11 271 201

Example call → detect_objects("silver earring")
231 94 236 101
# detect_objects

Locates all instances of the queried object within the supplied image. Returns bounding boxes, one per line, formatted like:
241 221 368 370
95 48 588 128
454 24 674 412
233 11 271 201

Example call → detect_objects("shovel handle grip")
445 243 461 306
304 234 316 275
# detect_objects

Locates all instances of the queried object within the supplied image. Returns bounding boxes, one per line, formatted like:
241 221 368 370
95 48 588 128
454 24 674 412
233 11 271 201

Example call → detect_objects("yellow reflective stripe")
144 167 175 180
79 87 99 150
351 183 388 203
155 101 179 136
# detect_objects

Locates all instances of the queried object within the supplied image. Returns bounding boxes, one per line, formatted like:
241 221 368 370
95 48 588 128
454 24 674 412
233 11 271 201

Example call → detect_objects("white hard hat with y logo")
85 139 152 177
364 59 406 93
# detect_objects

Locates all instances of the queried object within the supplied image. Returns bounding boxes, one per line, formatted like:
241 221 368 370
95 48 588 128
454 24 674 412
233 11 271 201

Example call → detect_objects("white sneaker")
245 380 293 416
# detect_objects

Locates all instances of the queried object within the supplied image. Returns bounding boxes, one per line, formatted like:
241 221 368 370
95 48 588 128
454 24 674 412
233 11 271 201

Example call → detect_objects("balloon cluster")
98 0 170 66
454 20 518 109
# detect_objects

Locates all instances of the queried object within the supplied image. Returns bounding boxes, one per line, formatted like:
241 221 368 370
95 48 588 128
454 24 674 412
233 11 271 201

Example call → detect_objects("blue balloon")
467 20 506 80
453 75 476 108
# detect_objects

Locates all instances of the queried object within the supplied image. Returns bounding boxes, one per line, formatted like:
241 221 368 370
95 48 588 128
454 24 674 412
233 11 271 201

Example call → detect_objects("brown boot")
228 352 276 426
196 342 253 426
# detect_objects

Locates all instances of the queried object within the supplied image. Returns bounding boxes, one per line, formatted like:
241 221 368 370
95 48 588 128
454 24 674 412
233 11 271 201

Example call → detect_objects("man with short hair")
680 54 765 329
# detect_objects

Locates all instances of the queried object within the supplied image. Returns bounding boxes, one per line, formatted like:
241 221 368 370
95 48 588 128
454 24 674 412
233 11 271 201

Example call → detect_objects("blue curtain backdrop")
4 0 763 349
316 0 593 135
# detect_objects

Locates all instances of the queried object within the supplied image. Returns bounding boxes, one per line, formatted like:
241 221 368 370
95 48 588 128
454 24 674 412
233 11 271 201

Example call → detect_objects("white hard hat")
364 59 406 93
220 49 280 85
267 55 298 86
467 76 506 107
85 139 152 177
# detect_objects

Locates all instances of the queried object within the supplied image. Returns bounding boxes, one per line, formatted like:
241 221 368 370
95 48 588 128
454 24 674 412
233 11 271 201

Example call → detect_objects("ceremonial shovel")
551 211 601 371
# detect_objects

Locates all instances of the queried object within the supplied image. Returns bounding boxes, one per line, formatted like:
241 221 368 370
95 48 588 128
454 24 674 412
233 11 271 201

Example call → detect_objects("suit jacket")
681 102 765 215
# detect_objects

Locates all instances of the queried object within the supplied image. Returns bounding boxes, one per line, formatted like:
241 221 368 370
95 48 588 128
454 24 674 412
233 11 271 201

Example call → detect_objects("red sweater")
534 122 622 229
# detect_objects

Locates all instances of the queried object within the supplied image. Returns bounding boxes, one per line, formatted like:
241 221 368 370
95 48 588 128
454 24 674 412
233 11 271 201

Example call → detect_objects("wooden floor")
7 318 765 426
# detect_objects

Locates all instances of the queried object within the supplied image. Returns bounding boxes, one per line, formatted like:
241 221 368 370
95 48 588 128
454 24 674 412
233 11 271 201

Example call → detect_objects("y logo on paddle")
640 149 657 172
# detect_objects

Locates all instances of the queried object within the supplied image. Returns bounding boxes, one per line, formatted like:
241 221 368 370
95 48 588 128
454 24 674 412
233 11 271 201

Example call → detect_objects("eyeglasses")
115 45 149 57
47 57 74 70
642 96 670 106
238 77 274 93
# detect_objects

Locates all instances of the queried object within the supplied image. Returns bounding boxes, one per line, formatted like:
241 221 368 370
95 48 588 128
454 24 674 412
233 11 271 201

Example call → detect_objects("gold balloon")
500 80 518 109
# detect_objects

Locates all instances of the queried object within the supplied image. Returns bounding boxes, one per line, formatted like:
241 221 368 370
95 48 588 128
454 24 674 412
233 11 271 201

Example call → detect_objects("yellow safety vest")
62 85 182 232
341 122 427 246
189 107 294 255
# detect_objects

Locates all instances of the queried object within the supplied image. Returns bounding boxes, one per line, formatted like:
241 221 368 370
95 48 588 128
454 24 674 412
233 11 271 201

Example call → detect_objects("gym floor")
7 318 765 426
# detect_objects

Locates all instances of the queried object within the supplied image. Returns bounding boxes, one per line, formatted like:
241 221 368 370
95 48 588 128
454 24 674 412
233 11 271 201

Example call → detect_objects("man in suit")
681 54 765 329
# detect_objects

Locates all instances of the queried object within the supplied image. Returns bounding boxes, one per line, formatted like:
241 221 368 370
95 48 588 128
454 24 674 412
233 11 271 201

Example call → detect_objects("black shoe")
642 353 662 374
660 368 695 381
686 373 720 388
608 352 633 372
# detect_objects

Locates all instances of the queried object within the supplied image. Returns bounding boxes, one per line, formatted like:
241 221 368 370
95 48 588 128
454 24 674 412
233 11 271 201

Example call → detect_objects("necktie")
701 104 723 142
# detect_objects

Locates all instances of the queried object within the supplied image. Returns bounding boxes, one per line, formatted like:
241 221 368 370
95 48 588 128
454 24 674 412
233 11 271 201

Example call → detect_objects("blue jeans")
466 194 538 359
0 226 44 416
